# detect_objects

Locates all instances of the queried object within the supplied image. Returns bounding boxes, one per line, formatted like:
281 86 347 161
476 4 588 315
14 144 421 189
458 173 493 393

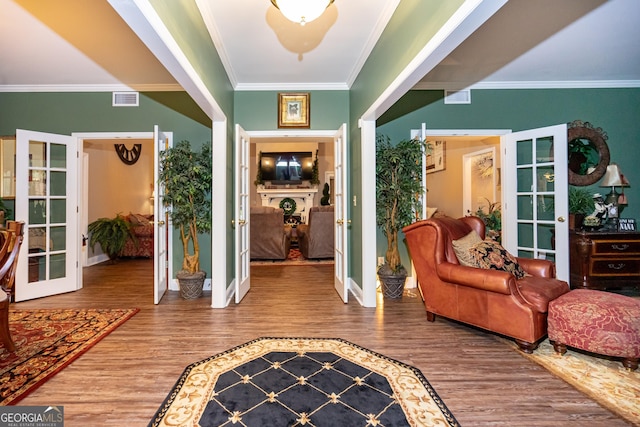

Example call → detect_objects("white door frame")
242 128 347 303
73 131 174 293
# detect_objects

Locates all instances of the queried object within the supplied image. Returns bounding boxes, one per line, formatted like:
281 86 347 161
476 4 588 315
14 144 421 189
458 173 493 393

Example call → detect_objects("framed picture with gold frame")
278 93 310 128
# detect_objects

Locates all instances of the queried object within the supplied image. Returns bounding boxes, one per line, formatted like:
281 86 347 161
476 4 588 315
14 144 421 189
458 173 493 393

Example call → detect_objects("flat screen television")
259 152 313 184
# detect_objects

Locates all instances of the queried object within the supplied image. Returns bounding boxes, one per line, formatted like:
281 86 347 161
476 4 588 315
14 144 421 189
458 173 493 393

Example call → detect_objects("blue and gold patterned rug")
149 337 459 427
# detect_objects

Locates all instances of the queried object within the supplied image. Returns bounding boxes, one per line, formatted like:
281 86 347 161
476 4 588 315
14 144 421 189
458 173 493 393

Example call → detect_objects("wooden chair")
0 221 25 353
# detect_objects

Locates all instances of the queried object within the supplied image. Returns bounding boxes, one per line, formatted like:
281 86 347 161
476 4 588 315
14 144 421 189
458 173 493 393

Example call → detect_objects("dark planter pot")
177 270 205 299
377 265 407 299
569 213 585 230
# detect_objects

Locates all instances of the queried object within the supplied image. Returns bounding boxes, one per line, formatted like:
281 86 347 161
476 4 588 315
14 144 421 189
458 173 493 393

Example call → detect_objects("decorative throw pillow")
452 230 483 267
425 206 438 219
129 213 150 226
469 240 527 279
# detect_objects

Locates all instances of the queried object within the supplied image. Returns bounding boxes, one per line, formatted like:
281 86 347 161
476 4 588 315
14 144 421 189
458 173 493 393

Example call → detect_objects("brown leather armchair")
403 216 569 353
250 206 291 260
296 206 334 259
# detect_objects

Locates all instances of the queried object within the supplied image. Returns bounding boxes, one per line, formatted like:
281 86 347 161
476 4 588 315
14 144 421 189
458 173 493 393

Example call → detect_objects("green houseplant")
159 140 212 299
310 149 320 186
254 151 264 187
320 182 331 206
376 135 425 298
472 198 502 242
569 186 593 230
88 214 135 261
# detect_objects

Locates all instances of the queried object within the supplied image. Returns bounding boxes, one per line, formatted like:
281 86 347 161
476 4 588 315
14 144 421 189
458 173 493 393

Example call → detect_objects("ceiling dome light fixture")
270 0 335 26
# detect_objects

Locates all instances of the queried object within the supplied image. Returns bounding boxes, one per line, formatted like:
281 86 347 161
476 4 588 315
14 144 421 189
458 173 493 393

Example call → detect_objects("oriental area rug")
505 338 640 425
150 337 459 427
0 308 139 405
251 248 334 266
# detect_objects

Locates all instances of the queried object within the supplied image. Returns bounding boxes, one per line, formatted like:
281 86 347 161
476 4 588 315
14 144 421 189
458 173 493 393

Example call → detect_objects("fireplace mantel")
257 187 318 223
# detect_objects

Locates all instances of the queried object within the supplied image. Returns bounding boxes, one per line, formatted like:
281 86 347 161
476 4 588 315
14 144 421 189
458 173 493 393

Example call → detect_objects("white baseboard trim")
85 254 109 267
349 277 364 305
225 279 236 306
405 276 417 289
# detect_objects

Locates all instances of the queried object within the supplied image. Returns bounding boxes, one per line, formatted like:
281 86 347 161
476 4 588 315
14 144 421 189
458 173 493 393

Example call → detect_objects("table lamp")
599 164 625 229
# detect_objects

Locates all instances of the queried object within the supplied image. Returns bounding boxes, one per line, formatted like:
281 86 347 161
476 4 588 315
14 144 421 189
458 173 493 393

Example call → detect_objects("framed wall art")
278 93 310 128
426 140 446 174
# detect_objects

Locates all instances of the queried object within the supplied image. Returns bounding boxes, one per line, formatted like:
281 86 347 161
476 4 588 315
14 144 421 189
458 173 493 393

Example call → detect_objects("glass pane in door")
26 139 68 284
515 135 556 260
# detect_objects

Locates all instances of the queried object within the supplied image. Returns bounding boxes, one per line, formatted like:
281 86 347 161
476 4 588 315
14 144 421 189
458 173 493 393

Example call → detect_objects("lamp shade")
600 164 623 187
271 0 334 25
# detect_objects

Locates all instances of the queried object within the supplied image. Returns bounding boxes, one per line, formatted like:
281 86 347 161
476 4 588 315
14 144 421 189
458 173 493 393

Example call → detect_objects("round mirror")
567 121 610 186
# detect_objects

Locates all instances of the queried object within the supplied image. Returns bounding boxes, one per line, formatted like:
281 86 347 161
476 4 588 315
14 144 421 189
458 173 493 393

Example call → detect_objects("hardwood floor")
12 258 632 426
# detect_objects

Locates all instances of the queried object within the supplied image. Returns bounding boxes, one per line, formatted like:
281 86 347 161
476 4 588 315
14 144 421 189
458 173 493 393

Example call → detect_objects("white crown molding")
195 0 239 90
413 80 640 90
345 0 401 88
108 0 225 120
234 82 349 91
0 83 183 93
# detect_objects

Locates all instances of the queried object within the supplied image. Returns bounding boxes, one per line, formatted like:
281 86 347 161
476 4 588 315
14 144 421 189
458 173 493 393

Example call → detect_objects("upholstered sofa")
122 214 154 258
403 216 570 352
296 206 334 259
250 206 291 260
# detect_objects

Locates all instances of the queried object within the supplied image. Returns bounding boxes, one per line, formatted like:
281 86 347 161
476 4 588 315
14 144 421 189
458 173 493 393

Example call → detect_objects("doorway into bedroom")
423 135 501 221
81 137 155 267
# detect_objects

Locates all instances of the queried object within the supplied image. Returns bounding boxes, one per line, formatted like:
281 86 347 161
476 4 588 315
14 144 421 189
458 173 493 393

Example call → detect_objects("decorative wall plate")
114 143 142 165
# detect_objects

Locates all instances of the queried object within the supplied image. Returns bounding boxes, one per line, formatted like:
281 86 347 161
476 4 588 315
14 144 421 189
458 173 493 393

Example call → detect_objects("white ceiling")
0 0 639 93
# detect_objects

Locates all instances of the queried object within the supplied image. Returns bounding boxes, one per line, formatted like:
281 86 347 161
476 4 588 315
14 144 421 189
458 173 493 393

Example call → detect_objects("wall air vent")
444 89 471 104
112 92 139 107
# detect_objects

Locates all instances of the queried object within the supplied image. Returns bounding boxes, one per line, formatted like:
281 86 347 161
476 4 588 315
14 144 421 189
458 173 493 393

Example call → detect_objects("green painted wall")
148 0 237 286
149 0 233 115
377 87 640 270
348 0 465 288
0 91 212 277
234 91 349 130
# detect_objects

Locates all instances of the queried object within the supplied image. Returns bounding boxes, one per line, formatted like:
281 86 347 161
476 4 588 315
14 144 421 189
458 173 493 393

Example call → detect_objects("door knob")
557 216 565 222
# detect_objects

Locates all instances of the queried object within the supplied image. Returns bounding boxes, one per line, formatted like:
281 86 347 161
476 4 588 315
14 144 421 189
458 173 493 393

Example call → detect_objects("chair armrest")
517 257 555 278
437 262 513 295
296 224 308 237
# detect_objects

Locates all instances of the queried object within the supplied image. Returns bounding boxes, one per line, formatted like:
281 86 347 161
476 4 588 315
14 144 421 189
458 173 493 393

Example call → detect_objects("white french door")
333 124 348 302
153 125 170 304
503 124 569 281
234 124 251 303
15 130 79 301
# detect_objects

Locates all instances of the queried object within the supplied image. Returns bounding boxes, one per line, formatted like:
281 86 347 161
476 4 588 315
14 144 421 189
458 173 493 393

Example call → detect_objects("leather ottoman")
548 289 640 370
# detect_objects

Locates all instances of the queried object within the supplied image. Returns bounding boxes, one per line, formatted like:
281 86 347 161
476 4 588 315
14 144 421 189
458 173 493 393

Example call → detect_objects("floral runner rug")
0 308 139 405
504 337 639 425
150 337 459 427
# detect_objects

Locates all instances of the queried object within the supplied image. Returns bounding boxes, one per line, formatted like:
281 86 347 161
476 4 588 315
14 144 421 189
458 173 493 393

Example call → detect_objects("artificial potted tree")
88 214 136 261
159 140 212 299
376 135 425 298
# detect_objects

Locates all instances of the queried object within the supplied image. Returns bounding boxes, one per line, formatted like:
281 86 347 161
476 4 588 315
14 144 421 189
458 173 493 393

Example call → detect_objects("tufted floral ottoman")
548 289 640 370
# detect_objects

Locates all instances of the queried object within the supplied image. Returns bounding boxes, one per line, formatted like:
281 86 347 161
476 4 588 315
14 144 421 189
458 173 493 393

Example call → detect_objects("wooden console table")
569 230 640 291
